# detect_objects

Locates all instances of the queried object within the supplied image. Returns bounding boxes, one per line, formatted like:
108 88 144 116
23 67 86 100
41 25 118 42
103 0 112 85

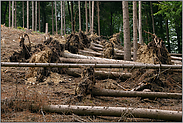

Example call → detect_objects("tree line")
1 1 182 53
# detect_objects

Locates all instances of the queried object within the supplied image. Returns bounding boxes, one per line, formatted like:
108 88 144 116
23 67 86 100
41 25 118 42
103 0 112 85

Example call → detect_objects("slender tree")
38 1 40 32
9 1 11 27
97 1 100 36
12 1 14 28
139 1 142 44
35 1 37 31
89 1 91 31
15 1 16 28
165 19 170 53
71 1 74 33
32 1 34 31
78 1 81 31
52 2 54 34
123 1 131 61
150 1 155 34
61 1 63 35
91 1 94 34
85 1 88 33
133 1 137 61
55 1 57 34
63 1 66 35
27 1 29 29
22 2 24 28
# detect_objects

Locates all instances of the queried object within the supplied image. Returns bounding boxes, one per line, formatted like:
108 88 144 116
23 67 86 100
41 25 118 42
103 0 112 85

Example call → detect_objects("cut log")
170 53 182 57
1 62 182 69
66 68 131 80
31 104 182 121
91 87 182 99
90 42 104 48
170 56 182 61
79 49 103 57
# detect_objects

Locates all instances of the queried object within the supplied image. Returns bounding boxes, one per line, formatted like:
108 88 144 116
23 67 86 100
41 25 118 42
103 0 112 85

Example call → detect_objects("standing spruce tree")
123 1 131 61
32 1 34 31
139 1 142 45
78 1 81 31
55 1 57 34
27 1 29 29
97 1 100 36
9 1 11 27
85 1 88 33
52 2 54 34
35 1 37 31
133 1 137 61
12 1 14 28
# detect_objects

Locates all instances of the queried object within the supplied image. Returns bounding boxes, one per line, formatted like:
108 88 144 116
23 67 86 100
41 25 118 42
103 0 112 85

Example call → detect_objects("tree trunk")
165 19 170 53
150 2 155 34
89 1 91 32
91 1 94 34
52 2 54 34
38 1 40 32
71 1 74 33
123 1 131 61
9 1 11 27
27 1 29 29
55 1 57 34
110 12 113 36
31 104 182 121
139 1 143 44
133 1 137 61
22 2 24 28
12 1 14 28
78 1 81 31
61 1 63 36
32 1 34 31
92 87 182 99
97 1 100 36
85 1 88 33
175 24 181 53
35 1 37 31
1 62 181 69
63 1 66 35
67 1 71 22
14 1 16 28
66 68 131 80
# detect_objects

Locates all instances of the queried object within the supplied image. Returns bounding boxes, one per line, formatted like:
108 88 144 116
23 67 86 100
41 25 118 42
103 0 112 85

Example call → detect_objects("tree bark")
32 1 34 31
61 1 63 35
27 1 29 29
139 1 143 44
85 1 88 33
97 1 100 36
52 2 54 34
38 1 40 32
92 87 182 99
150 2 155 34
12 1 14 28
22 2 24 28
91 1 94 34
14 1 16 28
123 1 131 61
67 1 71 22
78 1 81 31
31 104 182 121
175 24 181 53
35 1 37 31
55 1 57 34
1 62 181 69
165 19 170 53
133 1 137 61
66 68 131 80
63 1 66 35
71 1 74 33
89 1 91 32
9 1 11 27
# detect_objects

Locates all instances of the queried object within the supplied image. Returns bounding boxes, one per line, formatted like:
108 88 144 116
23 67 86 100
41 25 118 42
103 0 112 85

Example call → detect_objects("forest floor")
1 26 182 122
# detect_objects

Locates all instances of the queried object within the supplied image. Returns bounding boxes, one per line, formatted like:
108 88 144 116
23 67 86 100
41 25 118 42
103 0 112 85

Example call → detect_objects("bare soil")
1 26 182 122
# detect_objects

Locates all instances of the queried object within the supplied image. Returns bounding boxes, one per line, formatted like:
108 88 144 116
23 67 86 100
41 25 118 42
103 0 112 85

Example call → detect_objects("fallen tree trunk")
170 56 182 61
170 53 182 57
79 49 103 57
31 104 182 121
1 62 182 69
91 87 182 99
66 68 132 80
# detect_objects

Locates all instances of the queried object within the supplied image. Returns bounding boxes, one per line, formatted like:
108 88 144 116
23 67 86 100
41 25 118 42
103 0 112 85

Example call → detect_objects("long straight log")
170 56 182 61
31 104 182 121
170 53 182 57
1 62 182 69
91 87 182 99
66 68 132 80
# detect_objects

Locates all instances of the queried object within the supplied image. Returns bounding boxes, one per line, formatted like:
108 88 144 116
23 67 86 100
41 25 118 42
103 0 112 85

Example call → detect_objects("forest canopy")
1 1 182 53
